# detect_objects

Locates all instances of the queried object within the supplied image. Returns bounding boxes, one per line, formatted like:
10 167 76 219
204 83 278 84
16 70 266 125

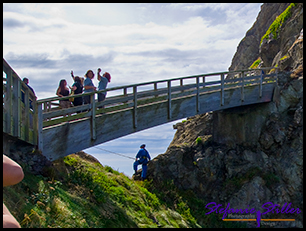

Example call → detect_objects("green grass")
260 3 297 45
4 151 262 228
3 153 199 228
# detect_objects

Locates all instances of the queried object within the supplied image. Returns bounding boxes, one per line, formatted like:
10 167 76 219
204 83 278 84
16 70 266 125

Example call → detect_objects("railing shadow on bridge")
3 58 278 160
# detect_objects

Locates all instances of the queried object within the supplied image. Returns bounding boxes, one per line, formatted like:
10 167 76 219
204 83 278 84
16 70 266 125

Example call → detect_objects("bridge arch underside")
42 83 275 161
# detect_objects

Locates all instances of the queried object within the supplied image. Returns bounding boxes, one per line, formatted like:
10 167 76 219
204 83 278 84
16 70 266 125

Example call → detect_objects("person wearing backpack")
133 144 151 180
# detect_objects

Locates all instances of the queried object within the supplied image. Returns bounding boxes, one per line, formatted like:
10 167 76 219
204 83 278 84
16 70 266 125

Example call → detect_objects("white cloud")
5 8 241 96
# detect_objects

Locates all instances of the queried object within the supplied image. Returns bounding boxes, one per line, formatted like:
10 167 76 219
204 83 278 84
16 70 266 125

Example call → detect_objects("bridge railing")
3 58 38 145
36 67 278 134
2 56 279 155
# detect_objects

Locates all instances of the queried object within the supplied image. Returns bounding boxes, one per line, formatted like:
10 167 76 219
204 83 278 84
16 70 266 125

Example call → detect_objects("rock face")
3 133 52 174
228 3 303 74
260 3 303 71
148 73 303 228
147 3 303 228
228 3 291 72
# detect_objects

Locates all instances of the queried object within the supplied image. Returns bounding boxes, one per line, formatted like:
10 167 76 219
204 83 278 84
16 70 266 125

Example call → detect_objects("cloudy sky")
3 3 262 176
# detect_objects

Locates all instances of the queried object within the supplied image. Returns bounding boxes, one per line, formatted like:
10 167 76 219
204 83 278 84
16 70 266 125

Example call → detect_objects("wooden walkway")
3 58 278 161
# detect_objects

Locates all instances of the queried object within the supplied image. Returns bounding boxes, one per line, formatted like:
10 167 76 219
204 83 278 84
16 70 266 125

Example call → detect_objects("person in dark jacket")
21 77 35 109
133 144 151 180
70 76 83 107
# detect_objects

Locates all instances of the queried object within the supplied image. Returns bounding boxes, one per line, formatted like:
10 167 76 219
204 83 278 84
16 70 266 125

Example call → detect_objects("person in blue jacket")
133 144 151 180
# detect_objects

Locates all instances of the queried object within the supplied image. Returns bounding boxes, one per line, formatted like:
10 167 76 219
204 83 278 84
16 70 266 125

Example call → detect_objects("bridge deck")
38 70 276 161
3 58 277 161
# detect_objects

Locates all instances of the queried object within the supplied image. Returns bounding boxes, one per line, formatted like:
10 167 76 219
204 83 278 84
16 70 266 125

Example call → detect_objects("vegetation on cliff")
3 150 249 228
228 3 291 72
3 152 203 228
260 3 297 45
250 57 262 69
254 3 302 71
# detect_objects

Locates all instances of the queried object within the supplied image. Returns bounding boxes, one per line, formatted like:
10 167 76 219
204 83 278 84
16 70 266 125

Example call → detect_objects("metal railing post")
202 76 206 89
259 70 263 98
167 80 171 119
221 73 225 106
196 76 200 112
24 85 30 142
241 71 245 102
90 93 96 140
5 69 12 134
12 74 21 137
180 79 183 93
133 86 137 128
37 103 43 152
33 99 38 146
154 83 158 98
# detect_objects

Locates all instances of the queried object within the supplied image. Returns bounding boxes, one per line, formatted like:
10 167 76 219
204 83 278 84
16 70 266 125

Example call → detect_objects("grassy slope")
4 152 247 228
3 153 200 228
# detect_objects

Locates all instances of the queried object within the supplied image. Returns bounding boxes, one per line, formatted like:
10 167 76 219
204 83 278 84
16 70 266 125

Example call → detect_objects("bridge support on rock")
3 58 278 161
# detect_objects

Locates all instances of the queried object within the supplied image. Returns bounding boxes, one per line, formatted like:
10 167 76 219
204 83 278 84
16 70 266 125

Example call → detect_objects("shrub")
250 58 261 69
195 137 202 145
260 3 297 45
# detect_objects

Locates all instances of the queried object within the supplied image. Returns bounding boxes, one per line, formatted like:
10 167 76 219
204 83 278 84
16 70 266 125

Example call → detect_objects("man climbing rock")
133 144 151 180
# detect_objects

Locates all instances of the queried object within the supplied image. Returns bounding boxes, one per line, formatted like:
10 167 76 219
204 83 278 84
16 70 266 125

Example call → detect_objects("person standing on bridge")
71 70 84 86
21 78 36 110
97 68 111 108
83 70 96 105
70 76 83 107
133 144 151 180
56 79 71 109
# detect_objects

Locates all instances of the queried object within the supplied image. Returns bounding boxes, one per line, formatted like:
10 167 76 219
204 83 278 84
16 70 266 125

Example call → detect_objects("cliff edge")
147 3 303 228
229 3 302 73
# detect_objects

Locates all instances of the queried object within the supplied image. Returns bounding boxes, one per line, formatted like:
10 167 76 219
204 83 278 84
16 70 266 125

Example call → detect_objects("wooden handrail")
36 67 278 104
37 69 277 130
3 58 38 145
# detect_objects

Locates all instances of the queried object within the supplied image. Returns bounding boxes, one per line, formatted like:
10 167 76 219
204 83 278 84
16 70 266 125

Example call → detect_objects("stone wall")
3 133 52 174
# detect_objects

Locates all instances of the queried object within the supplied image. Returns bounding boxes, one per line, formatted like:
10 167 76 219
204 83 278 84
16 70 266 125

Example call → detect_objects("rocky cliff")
229 3 303 73
146 3 303 228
